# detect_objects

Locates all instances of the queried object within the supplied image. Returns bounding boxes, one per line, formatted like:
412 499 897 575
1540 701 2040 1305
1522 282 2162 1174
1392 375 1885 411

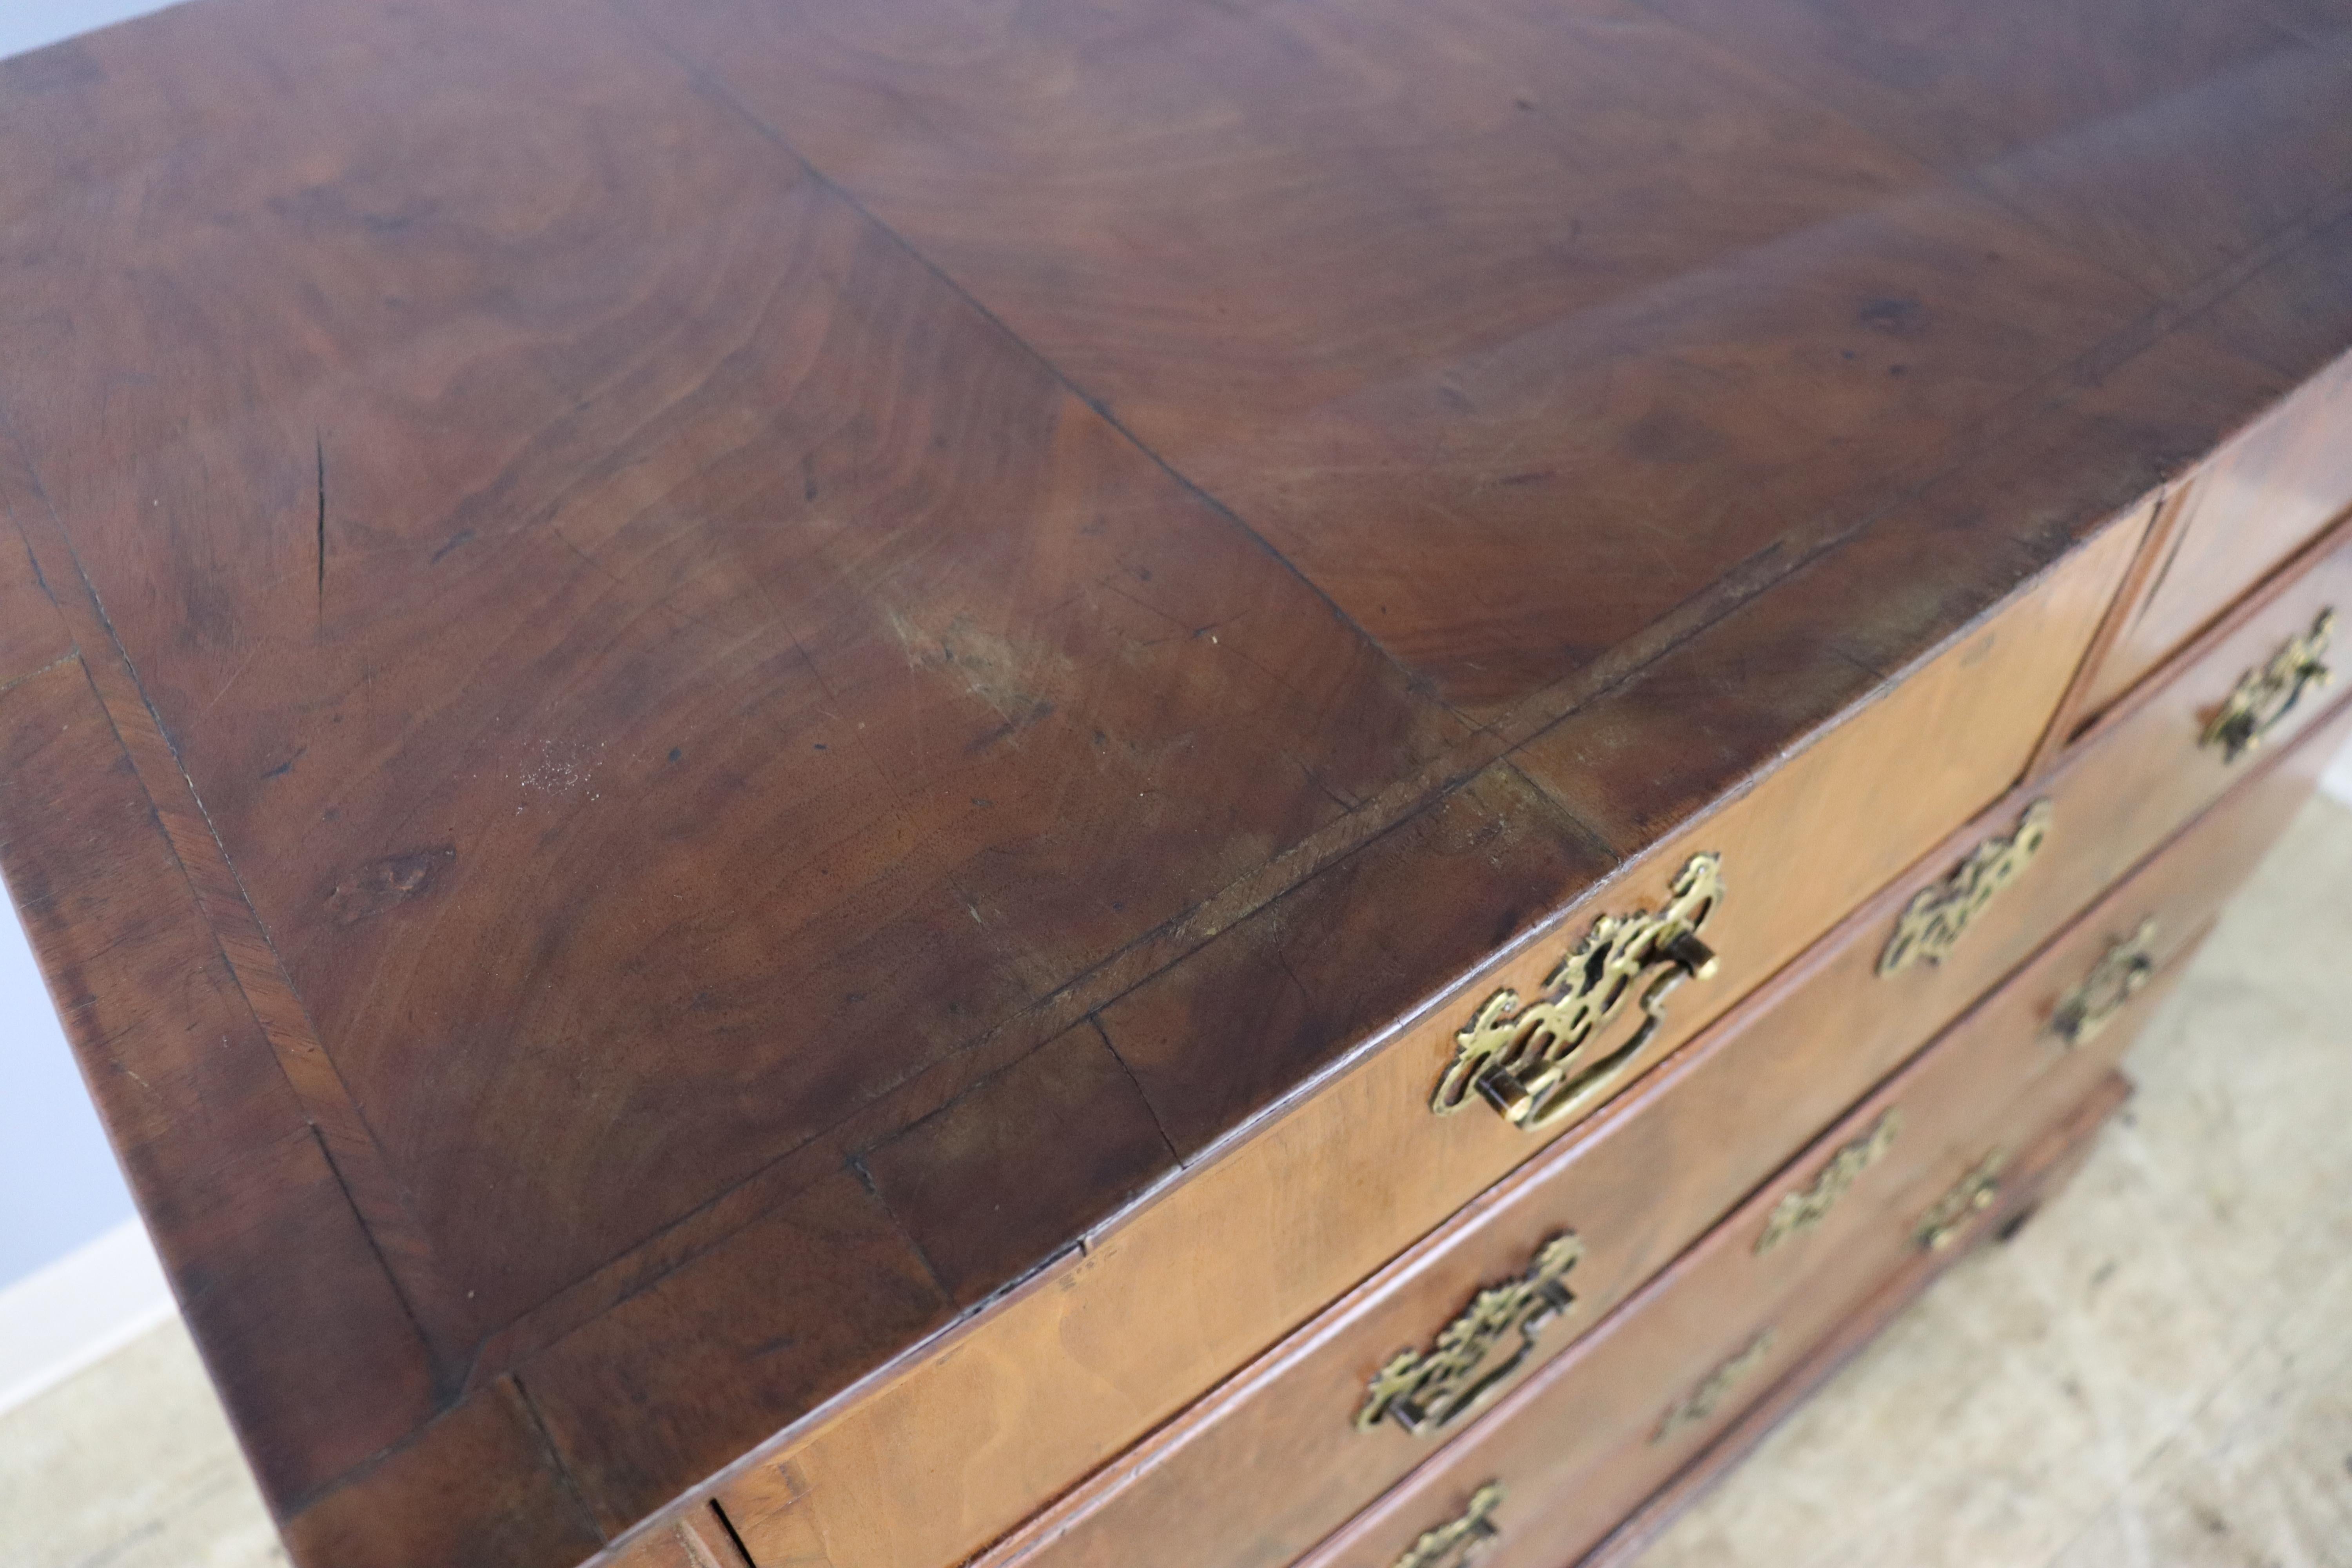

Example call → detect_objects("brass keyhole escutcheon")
2203 608 2335 763
1390 1483 1506 1568
2050 918 2157 1049
1357 1234 1582 1437
1432 853 1723 1132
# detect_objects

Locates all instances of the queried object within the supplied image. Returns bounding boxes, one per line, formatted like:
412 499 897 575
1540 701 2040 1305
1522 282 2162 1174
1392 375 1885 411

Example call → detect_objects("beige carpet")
5 798 2351 1568
0 1316 284 1568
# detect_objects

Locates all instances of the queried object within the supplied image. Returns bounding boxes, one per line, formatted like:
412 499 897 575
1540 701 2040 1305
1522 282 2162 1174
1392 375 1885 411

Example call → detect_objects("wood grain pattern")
976 683 2352 1568
0 0 2346 1560
0 661 441 1504
1635 0 2352 305
1292 946 2196 1568
2028 513 2352 870
697 528 2127 1568
520 1169 954 1537
0 0 1455 1350
2027 489 2170 777
859 1022 1180 1307
603 1508 756 1568
0 454 75 684
2077 355 2352 723
636 0 2201 719
2193 201 2352 387
275 1381 604 1568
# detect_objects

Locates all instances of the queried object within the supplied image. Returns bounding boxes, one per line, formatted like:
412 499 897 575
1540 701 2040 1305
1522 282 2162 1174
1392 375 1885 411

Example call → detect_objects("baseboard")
0 1218 176 1417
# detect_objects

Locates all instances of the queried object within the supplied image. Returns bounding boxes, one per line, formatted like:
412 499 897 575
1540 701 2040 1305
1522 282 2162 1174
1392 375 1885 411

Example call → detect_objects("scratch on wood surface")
314 433 327 621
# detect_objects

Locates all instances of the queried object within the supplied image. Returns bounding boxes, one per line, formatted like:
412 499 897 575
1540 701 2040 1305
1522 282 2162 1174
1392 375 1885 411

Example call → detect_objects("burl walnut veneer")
0 1 2348 1565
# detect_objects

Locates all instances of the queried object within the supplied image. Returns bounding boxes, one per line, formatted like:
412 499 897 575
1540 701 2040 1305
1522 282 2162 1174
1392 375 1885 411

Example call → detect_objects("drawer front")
1576 1068 2135 1568
2076 351 2352 724
708 460 2140 1568
971 642 2352 1568
1508 1062 2141 1568
1860 523 2352 1085
606 1508 750 1568
1293 917 2201 1568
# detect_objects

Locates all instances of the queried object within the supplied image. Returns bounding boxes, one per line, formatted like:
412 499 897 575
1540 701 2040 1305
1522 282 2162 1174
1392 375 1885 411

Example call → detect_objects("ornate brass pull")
1654 1330 1776 1444
2203 608 2335 763
1358 1234 1582 1437
1879 802 2052 976
1916 1151 2006 1250
2051 919 2157 1048
1391 1483 1505 1568
1434 854 1723 1131
1755 1111 1901 1254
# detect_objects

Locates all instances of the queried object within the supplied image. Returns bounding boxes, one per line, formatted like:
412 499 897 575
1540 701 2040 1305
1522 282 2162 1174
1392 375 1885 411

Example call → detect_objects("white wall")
0 0 185 61
0 879 175 1413
0 0 194 1417
0 889 134 1288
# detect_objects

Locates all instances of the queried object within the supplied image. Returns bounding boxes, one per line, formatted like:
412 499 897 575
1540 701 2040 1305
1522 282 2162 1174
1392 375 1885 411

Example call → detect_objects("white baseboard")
0 1218 176 1417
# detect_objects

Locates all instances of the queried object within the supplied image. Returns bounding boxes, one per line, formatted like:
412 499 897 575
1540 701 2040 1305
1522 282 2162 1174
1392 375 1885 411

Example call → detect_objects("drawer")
1437 1065 2136 1568
1578 1067 2135 1568
702 457 2141 1568
1855 523 2352 1082
2071 352 2352 727
1294 908 2201 1568
611 1508 751 1568
2033 505 2352 835
975 694 2343 1568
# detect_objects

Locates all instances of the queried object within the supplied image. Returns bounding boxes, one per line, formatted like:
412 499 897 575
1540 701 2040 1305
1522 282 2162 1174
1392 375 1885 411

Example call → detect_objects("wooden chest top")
0 0 2345 1561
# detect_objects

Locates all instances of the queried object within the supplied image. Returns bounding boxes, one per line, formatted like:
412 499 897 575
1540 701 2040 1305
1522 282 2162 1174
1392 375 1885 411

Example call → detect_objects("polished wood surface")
1294 954 2191 1568
606 1509 755 1568
704 534 2123 1568
1 0 2348 1562
2075 354 2352 726
1310 690 2352 1568
982 685 2352 1568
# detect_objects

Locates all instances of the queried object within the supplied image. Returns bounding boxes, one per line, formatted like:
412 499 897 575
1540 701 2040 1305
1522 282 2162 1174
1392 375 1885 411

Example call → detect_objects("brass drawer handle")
1433 853 1723 1131
1755 1110 1902 1254
1357 1234 1583 1436
2203 608 2335 763
1878 801 2052 976
1916 1150 2007 1250
1392 1482 1506 1568
1653 1330 1776 1444
2050 918 2157 1048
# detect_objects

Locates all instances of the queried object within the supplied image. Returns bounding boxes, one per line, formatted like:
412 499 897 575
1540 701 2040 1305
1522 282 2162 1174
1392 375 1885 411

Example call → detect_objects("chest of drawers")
2 4 2348 1567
